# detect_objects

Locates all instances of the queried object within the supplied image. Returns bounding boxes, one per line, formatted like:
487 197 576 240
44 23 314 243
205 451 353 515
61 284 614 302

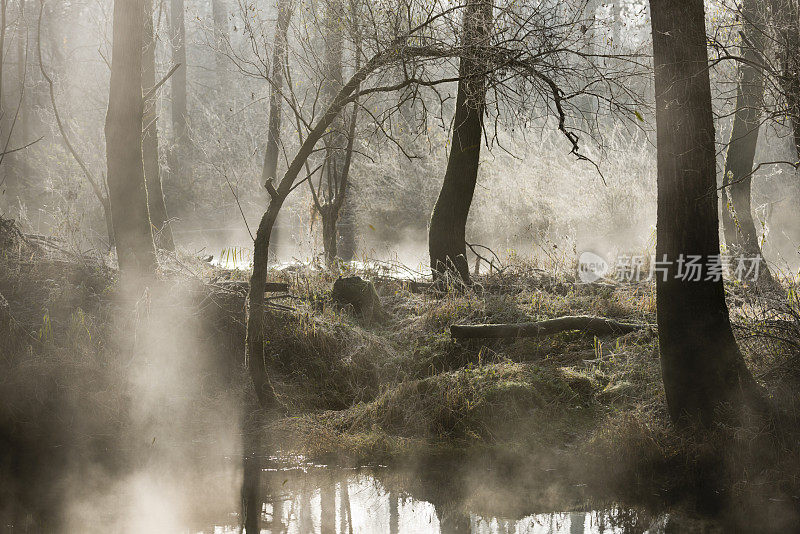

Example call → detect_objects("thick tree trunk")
169 0 187 181
650 0 760 425
428 0 492 285
721 0 771 282
143 0 175 251
105 0 156 278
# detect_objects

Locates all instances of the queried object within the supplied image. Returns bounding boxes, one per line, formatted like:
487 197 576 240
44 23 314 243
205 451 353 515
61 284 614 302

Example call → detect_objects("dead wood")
450 315 648 339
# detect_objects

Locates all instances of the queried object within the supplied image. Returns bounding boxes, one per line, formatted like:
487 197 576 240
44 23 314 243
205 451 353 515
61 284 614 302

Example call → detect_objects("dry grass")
2 220 800 527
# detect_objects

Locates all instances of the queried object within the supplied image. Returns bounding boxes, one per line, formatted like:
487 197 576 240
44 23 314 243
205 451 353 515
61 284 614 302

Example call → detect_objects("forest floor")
2 221 800 530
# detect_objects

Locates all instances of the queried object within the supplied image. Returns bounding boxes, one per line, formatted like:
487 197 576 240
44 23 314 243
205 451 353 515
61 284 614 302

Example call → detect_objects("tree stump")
331 276 384 323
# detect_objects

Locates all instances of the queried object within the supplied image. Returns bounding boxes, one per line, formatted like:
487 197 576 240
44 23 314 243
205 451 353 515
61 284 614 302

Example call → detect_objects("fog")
2 0 800 532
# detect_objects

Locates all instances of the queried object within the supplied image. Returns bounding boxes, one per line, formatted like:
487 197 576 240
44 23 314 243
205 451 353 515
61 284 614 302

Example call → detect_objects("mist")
2 0 800 532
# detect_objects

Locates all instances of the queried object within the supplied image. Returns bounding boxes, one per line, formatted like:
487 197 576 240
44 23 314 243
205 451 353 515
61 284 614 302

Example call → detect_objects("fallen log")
450 315 647 339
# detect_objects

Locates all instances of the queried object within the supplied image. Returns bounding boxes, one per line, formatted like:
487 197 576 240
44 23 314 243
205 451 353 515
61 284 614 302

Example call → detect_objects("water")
192 461 709 534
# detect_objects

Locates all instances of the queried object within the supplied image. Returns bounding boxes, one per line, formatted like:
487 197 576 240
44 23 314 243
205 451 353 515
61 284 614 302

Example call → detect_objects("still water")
192 461 705 534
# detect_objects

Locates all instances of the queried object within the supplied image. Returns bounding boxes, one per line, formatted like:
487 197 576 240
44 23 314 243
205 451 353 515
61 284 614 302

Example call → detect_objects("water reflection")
200 461 695 534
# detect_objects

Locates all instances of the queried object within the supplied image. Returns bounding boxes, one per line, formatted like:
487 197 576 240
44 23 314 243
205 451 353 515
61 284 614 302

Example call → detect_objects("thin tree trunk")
0 0 7 192
318 0 347 264
211 0 227 93
7 0 28 198
428 0 492 285
105 0 157 278
650 0 761 425
260 0 291 188
320 477 335 534
143 0 175 251
17 0 28 164
169 0 187 181
721 0 772 283
338 186 356 260
321 205 338 266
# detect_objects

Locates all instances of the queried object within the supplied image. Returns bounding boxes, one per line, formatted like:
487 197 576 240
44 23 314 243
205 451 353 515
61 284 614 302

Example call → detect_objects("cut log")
450 315 647 339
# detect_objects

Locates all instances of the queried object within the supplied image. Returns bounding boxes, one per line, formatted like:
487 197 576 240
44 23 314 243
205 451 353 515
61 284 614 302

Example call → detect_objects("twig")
143 63 181 102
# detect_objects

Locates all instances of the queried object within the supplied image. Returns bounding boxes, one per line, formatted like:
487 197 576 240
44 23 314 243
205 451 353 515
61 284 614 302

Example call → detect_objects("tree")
211 0 228 94
769 0 800 158
649 0 762 424
428 0 492 285
38 1 114 248
105 0 157 278
260 0 293 190
307 0 360 266
720 0 772 283
169 0 187 181
143 0 175 251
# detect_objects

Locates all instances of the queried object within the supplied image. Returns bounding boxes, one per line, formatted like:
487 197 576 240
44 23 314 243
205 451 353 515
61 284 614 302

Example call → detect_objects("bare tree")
649 0 762 424
428 0 492 285
105 0 157 278
38 1 114 247
308 0 361 266
719 0 772 282
143 0 175 251
169 0 187 182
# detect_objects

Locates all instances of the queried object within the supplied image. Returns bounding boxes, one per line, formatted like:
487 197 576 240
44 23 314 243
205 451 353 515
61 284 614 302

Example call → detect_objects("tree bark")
772 0 800 158
428 0 492 285
650 0 761 425
143 0 175 251
105 0 156 278
318 0 348 264
450 316 645 339
720 0 772 282
169 0 187 181
260 0 292 189
321 204 338 265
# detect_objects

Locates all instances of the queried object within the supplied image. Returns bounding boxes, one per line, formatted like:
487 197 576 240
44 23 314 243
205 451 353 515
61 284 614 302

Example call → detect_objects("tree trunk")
318 0 347 264
105 0 156 279
260 0 291 188
0 0 7 193
7 0 28 199
650 0 761 425
143 0 175 251
211 0 227 94
338 185 357 261
169 0 187 181
321 205 338 267
428 0 492 285
720 0 772 283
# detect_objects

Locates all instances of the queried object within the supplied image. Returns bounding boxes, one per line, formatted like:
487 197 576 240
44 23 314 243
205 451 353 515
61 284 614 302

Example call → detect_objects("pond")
190 459 716 534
